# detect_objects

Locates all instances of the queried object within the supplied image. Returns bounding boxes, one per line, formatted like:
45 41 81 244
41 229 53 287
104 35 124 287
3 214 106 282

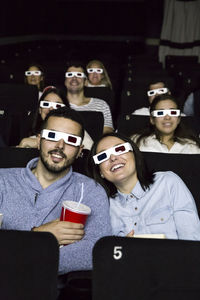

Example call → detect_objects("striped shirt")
70 98 114 129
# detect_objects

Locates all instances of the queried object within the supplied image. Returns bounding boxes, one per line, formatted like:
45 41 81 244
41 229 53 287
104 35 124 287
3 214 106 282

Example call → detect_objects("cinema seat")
0 147 39 168
142 151 200 215
0 83 38 146
0 230 59 300
93 236 200 300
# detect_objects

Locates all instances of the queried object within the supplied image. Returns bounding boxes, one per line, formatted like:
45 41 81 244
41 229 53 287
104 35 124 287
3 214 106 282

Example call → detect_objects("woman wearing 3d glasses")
24 63 45 98
85 59 112 89
18 87 69 148
87 132 200 239
132 94 200 153
18 86 93 150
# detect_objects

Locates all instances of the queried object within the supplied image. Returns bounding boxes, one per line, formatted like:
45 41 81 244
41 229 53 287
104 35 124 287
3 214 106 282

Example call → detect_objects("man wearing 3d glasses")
64 62 114 135
0 107 112 286
132 80 170 116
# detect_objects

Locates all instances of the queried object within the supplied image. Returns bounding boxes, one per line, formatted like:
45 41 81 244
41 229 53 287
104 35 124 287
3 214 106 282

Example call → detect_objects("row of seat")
120 54 200 116
0 53 199 145
1 89 200 147
2 224 200 300
1 51 199 115
1 146 200 216
1 146 200 299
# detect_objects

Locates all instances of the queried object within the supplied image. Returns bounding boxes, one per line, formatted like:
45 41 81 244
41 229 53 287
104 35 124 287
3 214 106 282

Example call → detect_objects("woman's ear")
150 116 155 125
76 145 84 159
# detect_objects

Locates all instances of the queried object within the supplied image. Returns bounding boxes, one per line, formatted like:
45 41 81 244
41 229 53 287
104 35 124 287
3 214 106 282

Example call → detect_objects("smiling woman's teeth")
111 164 124 172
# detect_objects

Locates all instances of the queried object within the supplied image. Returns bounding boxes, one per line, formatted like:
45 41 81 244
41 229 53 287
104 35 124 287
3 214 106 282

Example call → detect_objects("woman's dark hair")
24 62 45 91
134 94 200 147
86 59 112 89
31 86 69 135
87 132 154 198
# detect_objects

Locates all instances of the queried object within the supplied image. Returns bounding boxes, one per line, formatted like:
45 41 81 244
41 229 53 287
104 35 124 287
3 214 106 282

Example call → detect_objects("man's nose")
55 139 65 149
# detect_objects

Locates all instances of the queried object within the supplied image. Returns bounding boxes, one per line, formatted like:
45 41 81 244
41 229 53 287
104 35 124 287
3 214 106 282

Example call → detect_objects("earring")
79 152 84 158
100 173 104 178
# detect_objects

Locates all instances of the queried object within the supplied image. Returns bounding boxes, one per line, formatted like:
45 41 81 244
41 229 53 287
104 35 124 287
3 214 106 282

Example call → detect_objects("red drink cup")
60 201 91 225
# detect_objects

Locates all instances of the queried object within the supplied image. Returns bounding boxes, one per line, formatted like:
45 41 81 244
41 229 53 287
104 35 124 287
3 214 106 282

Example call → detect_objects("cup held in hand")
60 201 91 225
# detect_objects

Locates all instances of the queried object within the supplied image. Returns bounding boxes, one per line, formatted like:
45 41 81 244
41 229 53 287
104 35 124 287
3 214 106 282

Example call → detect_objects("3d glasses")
87 68 103 74
65 72 86 78
147 87 168 97
25 71 42 76
40 101 65 109
41 129 82 146
151 109 180 117
93 142 133 165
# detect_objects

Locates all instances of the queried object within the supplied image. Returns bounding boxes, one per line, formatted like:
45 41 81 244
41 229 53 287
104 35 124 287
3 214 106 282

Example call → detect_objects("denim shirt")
110 171 200 240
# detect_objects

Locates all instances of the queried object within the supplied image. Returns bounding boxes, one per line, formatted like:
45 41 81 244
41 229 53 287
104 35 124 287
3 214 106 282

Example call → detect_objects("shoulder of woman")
130 134 139 142
178 137 199 145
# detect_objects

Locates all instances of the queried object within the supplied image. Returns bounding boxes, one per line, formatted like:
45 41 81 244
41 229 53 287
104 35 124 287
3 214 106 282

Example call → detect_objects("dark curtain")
159 0 200 66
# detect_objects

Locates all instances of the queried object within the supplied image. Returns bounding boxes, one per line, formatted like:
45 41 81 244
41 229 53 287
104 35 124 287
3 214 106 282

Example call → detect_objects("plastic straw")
77 183 84 207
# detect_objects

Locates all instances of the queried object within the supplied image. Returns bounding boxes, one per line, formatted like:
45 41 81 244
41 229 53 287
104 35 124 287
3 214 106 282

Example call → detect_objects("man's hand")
33 219 84 245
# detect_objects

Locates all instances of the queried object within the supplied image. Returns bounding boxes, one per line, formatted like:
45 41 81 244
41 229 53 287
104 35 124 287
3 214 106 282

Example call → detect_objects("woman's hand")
126 229 134 237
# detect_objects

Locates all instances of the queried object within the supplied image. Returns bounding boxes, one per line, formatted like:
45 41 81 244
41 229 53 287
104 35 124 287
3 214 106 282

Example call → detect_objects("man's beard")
67 86 83 94
67 79 83 94
40 148 75 174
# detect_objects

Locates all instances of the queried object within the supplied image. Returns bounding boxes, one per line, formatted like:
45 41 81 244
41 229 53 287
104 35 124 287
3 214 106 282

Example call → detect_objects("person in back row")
131 94 200 153
64 62 114 134
88 132 200 240
24 62 45 99
18 86 93 150
85 59 112 89
18 86 69 148
132 80 170 116
0 106 112 291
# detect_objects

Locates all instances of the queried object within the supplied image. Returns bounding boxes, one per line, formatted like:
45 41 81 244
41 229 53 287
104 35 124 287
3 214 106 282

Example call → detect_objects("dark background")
0 0 164 39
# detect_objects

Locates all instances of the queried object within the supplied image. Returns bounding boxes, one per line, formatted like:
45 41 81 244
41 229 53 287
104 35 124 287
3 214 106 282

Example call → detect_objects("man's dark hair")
65 60 87 77
87 132 155 198
147 77 175 94
42 106 85 140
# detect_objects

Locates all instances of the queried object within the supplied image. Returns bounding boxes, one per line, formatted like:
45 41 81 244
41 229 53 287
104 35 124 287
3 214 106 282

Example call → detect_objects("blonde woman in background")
85 59 112 89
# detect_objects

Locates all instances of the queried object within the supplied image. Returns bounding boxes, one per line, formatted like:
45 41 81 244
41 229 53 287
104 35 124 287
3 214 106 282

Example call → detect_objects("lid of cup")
62 201 91 215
